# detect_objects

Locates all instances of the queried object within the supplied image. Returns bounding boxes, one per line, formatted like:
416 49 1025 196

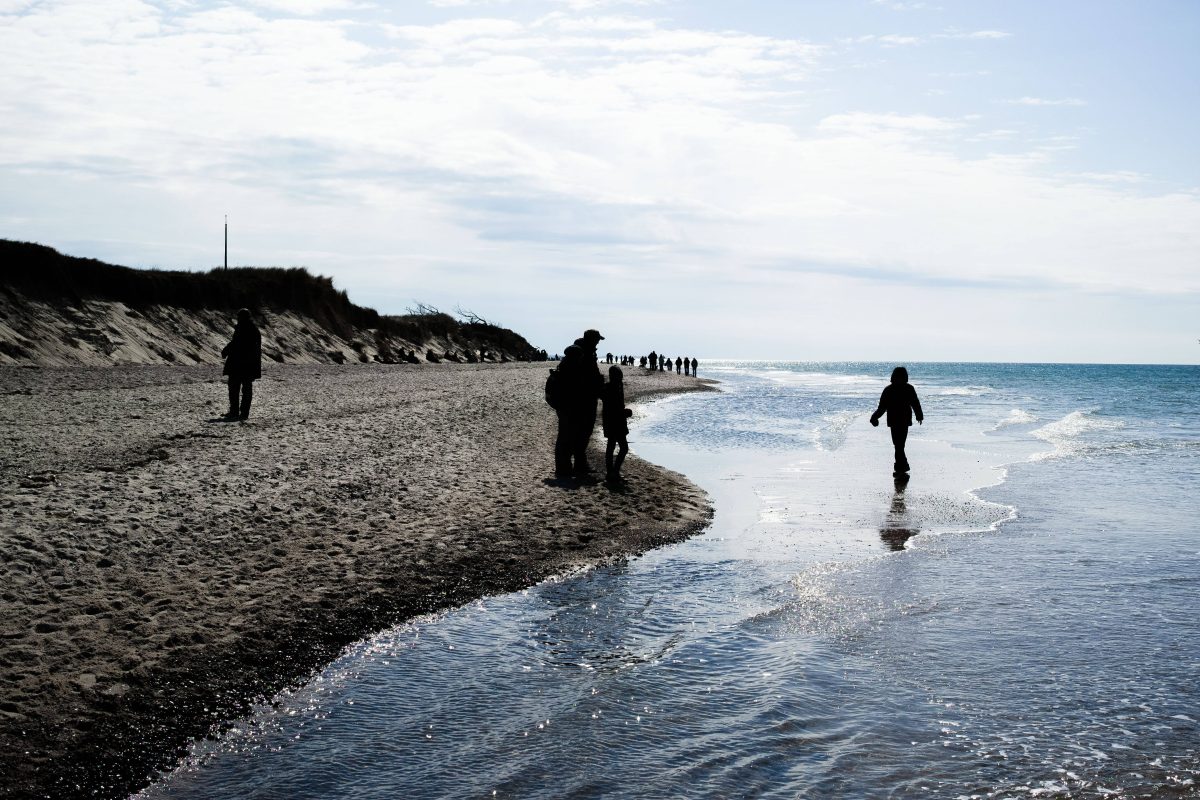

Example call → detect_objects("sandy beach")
0 362 715 799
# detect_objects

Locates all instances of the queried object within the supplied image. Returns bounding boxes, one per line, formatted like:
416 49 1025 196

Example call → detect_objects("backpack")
545 367 563 409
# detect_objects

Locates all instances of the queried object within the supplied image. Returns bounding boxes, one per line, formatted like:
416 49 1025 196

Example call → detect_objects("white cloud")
846 28 1009 49
428 0 511 7
948 29 1010 39
967 128 1018 141
846 33 923 46
0 0 1197 355
1073 170 1146 184
818 112 965 136
872 0 938 10
244 0 371 15
549 0 667 8
1006 96 1087 106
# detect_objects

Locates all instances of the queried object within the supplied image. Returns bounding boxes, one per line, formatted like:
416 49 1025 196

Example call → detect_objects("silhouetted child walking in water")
870 366 923 476
601 366 633 484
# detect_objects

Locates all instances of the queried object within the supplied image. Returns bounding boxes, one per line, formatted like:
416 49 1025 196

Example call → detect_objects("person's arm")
223 325 245 358
910 385 923 425
870 387 888 426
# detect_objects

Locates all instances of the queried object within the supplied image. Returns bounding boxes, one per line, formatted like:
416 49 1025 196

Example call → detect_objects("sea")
138 362 1199 799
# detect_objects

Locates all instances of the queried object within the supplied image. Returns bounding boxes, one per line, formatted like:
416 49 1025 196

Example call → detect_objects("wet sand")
0 362 715 800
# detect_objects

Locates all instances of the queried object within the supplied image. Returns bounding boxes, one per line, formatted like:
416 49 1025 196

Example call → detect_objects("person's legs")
572 413 596 476
605 438 617 476
612 436 627 475
239 379 254 419
555 412 573 476
890 424 910 471
227 377 241 416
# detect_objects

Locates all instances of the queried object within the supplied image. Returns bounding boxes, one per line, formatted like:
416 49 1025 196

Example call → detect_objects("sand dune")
0 293 525 368
0 361 714 800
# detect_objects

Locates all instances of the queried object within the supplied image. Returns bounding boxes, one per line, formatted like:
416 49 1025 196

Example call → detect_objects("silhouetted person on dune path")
222 308 261 421
870 366 923 476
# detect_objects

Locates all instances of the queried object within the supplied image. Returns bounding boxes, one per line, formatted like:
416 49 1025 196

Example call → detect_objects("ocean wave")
813 410 860 451
935 385 994 396
746 370 880 393
1030 409 1126 461
993 408 1038 430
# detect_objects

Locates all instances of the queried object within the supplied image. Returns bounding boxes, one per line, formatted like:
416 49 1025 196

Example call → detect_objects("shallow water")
139 362 1200 799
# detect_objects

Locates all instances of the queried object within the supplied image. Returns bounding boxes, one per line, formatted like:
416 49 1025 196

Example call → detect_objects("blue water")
140 362 1200 799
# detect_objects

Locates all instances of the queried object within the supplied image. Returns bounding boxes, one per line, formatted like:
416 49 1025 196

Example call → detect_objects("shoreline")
0 362 717 800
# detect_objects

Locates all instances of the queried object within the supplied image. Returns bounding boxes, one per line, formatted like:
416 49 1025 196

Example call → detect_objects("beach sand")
0 362 715 800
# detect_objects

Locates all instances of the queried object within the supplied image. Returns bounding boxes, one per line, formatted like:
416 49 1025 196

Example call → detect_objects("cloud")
846 33 923 47
943 29 1010 39
1072 170 1147 184
0 0 1197 324
244 0 371 14
817 112 965 136
872 0 939 10
1006 96 1087 106
428 0 511 7
845 28 1010 48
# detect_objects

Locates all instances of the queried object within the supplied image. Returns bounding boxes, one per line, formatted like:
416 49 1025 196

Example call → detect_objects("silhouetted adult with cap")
691 357 698 377
222 308 262 420
870 366 923 475
553 330 605 479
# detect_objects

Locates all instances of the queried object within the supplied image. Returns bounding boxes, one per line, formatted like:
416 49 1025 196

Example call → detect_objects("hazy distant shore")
0 362 715 800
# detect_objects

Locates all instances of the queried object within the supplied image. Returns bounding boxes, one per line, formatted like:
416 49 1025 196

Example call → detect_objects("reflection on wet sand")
880 475 919 551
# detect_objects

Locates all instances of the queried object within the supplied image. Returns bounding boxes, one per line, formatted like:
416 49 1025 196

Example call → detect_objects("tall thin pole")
224 215 228 270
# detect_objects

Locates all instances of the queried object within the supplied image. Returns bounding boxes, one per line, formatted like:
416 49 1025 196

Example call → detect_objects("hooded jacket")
871 368 923 428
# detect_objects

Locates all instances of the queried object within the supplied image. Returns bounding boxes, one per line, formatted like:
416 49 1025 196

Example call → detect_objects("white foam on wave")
813 410 860 451
993 408 1038 430
935 385 994 396
1030 409 1126 461
747 369 880 394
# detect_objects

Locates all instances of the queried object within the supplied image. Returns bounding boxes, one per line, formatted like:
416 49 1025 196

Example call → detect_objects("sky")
1 0 1197 363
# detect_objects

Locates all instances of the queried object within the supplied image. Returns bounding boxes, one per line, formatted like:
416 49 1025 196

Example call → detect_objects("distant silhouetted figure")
601 366 632 483
870 366 923 475
658 354 666 371
221 308 261 420
647 351 657 371
690 357 698 377
675 356 682 374
683 358 690 376
551 330 605 479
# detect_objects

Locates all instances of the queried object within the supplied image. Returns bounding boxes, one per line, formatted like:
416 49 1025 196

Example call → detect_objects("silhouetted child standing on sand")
601 366 633 484
870 366 923 476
